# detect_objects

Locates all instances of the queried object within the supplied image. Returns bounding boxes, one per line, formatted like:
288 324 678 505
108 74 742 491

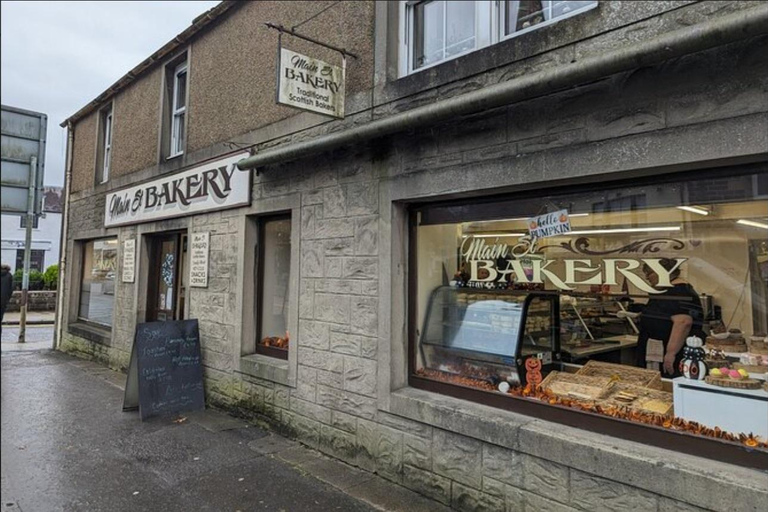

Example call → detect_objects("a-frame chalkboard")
123 319 205 420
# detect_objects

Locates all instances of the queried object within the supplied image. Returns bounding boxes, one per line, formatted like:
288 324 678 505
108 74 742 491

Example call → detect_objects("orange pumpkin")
524 357 542 372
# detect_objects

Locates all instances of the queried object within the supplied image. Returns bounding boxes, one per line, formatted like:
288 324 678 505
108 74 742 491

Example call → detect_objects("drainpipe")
237 5 768 171
54 121 74 350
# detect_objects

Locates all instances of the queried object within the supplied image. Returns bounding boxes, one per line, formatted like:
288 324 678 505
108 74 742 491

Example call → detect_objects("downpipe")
54 122 74 350
237 5 768 171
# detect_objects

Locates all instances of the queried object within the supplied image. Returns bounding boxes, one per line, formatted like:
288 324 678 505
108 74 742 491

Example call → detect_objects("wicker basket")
599 382 674 417
539 371 613 401
576 360 663 390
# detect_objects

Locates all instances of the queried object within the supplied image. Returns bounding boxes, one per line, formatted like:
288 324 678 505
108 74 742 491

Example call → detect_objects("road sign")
1 104 47 215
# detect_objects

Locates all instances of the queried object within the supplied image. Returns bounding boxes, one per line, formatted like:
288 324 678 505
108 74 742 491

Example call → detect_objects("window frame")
101 107 113 183
399 0 597 77
19 215 39 229
15 249 44 273
169 61 188 159
254 212 293 360
77 237 118 329
406 165 768 469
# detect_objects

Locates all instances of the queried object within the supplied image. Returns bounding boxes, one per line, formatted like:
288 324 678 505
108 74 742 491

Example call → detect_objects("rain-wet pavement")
1 325 54 352
0 347 382 512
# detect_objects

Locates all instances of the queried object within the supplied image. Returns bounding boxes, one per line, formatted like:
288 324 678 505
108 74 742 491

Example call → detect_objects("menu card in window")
122 239 135 283
189 232 209 288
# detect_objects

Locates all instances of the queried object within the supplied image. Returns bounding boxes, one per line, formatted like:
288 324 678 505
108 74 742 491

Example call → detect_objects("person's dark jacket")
1 268 14 310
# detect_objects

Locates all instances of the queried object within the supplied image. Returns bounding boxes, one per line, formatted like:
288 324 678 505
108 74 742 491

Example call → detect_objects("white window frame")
101 108 112 183
169 61 187 158
399 0 597 77
500 0 598 42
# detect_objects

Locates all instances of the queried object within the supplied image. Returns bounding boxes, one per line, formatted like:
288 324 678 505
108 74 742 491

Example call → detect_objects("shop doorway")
146 232 188 322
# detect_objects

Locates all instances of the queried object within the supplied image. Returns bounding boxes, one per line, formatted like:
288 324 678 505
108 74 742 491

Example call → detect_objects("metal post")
18 155 37 343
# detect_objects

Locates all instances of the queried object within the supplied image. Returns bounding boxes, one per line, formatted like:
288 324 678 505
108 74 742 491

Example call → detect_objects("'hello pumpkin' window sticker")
527 209 571 239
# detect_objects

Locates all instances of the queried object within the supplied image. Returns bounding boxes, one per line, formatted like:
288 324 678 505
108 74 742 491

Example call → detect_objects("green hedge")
12 264 58 291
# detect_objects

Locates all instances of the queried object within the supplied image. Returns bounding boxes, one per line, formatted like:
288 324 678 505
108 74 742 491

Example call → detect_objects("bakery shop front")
409 166 768 462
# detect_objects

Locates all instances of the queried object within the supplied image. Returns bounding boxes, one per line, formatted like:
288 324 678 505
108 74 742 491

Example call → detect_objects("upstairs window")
96 103 113 184
401 0 597 75
19 216 39 229
170 61 187 158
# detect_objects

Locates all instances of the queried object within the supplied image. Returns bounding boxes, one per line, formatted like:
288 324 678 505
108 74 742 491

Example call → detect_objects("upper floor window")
170 60 188 158
401 0 597 75
19 215 39 229
96 103 113 183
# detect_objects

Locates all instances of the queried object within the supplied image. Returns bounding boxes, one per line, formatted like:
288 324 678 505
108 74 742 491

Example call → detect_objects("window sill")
238 353 289 386
68 321 112 345
166 152 184 161
388 387 765 510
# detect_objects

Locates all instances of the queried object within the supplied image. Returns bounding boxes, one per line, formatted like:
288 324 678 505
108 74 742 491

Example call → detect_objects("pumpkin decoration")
524 357 543 387
681 335 707 380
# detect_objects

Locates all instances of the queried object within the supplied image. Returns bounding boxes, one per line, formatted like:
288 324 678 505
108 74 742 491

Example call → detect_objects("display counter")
561 334 637 364
672 377 768 439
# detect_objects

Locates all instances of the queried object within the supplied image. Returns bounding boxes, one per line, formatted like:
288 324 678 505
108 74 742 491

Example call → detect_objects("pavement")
1 310 56 325
1 325 54 351
0 333 450 512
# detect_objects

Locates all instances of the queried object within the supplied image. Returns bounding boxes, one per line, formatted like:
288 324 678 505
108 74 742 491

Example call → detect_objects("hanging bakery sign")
104 152 250 228
458 235 686 294
277 48 345 119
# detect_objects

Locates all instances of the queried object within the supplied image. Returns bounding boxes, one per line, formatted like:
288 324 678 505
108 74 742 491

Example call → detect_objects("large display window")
409 166 768 464
78 238 118 327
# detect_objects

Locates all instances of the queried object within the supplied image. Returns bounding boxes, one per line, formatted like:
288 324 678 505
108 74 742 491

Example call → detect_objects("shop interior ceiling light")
736 219 768 230
569 226 681 235
676 206 710 216
462 233 526 238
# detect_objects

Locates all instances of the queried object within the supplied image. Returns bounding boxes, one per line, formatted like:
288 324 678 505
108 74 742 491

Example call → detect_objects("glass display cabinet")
559 295 639 364
417 286 560 388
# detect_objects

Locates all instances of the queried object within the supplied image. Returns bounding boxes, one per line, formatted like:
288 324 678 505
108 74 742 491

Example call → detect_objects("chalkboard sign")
122 319 205 420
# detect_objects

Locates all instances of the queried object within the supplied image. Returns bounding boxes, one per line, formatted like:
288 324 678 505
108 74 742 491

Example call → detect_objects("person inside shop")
636 258 705 378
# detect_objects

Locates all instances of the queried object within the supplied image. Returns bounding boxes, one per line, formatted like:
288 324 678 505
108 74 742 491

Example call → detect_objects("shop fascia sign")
277 48 345 119
104 152 250 228
461 235 685 294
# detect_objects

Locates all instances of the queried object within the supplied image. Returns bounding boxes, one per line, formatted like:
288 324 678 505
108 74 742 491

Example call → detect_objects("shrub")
12 268 45 290
43 264 59 290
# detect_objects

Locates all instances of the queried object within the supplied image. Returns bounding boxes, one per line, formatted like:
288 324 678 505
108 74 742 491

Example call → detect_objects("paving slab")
346 477 453 512
248 433 299 455
187 408 250 432
302 457 375 491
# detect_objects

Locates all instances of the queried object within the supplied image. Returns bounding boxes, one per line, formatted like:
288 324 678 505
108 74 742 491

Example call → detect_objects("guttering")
237 5 768 171
54 122 74 350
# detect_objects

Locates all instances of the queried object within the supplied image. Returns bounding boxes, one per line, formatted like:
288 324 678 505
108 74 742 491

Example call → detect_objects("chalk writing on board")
128 319 206 420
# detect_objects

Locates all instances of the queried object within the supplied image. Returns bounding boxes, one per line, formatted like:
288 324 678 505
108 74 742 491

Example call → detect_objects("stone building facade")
59 2 767 511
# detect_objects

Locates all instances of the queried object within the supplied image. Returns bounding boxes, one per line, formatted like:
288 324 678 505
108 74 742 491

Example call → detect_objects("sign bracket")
265 23 358 59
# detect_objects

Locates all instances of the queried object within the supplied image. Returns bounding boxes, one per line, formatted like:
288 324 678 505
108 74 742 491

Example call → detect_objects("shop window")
19 216 39 229
401 1 596 75
410 167 768 456
15 249 44 273
78 238 118 327
255 214 292 360
96 103 113 183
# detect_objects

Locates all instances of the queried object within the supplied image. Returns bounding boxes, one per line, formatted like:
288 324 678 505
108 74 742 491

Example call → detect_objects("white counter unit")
672 377 768 439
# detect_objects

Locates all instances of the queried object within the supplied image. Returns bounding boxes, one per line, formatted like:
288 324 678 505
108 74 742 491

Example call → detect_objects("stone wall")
5 291 57 312
58 2 768 511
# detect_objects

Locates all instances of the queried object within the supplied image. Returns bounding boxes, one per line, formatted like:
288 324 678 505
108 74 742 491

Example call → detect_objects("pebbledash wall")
59 2 768 511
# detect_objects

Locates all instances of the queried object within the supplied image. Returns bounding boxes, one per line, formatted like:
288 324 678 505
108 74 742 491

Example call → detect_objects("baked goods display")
600 382 674 416
705 375 763 390
259 331 289 350
576 360 663 390
538 371 611 401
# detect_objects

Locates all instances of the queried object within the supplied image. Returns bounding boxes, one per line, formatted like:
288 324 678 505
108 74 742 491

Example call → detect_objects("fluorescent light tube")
737 219 768 230
462 233 526 238
568 226 681 235
677 206 710 216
